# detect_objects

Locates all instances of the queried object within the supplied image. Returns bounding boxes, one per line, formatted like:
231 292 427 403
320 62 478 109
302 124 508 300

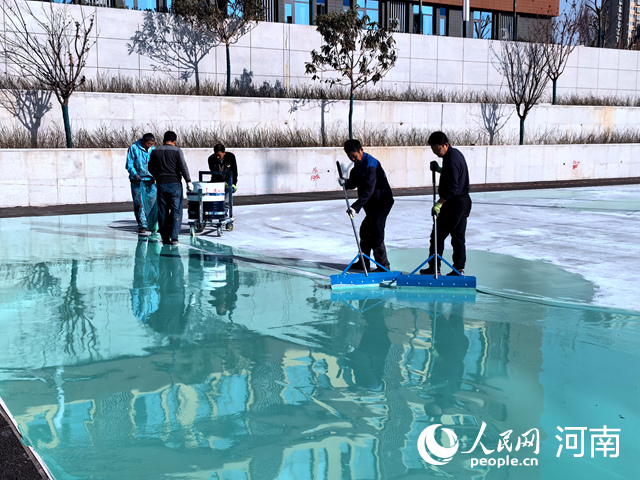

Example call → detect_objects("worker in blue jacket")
341 139 394 271
126 133 156 235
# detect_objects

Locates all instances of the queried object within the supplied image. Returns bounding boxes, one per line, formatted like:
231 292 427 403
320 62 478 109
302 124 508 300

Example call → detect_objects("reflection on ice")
0 213 637 480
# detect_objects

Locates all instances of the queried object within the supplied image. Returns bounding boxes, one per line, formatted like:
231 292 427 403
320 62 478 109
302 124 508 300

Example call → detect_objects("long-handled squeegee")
330 161 401 289
395 169 476 289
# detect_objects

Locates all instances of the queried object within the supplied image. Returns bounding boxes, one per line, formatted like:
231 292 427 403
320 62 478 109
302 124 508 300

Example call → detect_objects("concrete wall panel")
1 2 637 100
3 144 638 208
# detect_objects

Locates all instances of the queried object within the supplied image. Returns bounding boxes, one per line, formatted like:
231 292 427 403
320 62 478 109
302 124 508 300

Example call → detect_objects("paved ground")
0 403 45 479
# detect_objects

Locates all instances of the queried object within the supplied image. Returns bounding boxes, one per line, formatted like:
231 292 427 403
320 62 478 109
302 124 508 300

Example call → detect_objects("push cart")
187 171 234 237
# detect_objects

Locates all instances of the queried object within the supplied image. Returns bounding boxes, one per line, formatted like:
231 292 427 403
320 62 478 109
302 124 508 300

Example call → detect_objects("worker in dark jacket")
148 131 193 246
341 139 394 271
421 131 472 276
208 144 238 192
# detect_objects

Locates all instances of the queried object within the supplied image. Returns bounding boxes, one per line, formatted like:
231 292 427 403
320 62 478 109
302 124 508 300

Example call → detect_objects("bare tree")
0 76 53 147
58 259 98 359
305 9 397 139
128 11 217 95
173 0 265 96
538 3 580 105
0 1 95 148
491 40 550 145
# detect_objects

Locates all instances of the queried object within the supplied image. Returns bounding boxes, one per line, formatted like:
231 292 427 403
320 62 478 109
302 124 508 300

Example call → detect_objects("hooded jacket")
126 140 155 181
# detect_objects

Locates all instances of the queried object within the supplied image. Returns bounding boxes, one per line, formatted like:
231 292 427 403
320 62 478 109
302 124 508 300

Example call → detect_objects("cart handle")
198 170 233 184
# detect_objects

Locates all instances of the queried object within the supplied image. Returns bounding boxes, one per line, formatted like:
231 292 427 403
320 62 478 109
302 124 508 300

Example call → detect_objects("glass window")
344 0 351 10
295 1 310 25
285 0 310 25
413 5 434 35
285 3 293 23
473 11 492 39
439 8 446 36
124 0 159 10
355 0 379 24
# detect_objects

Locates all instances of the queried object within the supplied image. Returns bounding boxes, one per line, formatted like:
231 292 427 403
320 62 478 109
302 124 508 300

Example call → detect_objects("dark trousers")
157 183 183 243
429 194 472 271
360 203 393 268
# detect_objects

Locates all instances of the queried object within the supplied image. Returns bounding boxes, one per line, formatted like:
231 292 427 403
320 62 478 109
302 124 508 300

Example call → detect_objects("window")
285 3 292 23
413 5 434 35
317 0 326 16
344 0 351 11
438 7 446 36
285 0 310 25
356 0 379 24
125 0 162 10
473 11 492 39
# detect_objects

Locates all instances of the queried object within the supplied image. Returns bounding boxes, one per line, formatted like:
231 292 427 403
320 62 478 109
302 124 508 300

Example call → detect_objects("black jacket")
439 147 470 200
148 144 191 184
345 152 394 213
208 152 238 185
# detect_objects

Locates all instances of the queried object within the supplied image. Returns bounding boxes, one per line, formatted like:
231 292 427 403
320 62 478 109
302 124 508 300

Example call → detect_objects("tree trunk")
31 116 42 148
226 43 231 96
519 116 525 145
349 92 354 140
194 62 200 96
321 99 327 147
62 104 72 148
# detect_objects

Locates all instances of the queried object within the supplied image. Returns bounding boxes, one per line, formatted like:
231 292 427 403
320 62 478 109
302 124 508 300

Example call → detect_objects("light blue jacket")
126 140 155 180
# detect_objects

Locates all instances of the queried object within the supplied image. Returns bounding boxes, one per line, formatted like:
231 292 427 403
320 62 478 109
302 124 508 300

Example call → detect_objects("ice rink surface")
212 184 640 312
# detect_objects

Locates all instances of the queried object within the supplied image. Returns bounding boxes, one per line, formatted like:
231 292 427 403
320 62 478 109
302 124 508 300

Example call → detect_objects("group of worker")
125 130 470 276
125 131 238 246
342 131 471 276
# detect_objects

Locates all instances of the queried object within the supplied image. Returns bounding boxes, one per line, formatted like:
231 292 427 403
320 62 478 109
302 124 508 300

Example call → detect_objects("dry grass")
5 72 640 106
2 122 640 149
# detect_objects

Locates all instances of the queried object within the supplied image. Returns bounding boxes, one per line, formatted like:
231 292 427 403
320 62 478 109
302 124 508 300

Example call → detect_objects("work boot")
447 269 465 276
138 226 150 235
378 263 391 272
347 257 369 272
419 266 440 275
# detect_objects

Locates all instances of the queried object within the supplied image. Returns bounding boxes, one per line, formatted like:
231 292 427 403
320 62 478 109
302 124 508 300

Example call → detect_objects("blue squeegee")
395 170 476 290
330 161 401 289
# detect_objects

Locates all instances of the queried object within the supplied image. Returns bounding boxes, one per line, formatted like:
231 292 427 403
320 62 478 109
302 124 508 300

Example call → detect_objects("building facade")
46 0 559 40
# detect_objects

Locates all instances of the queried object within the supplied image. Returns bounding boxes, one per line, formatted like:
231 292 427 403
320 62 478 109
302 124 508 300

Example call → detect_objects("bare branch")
491 39 549 143
0 0 96 147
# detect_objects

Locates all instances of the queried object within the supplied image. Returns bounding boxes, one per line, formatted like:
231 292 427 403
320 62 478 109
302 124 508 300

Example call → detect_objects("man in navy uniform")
421 131 472 276
341 139 394 271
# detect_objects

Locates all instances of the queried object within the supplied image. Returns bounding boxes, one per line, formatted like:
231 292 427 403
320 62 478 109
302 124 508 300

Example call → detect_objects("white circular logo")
417 424 459 465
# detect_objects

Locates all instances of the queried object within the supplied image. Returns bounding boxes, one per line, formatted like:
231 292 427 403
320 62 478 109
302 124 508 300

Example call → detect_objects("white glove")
338 178 346 187
187 181 194 192
347 207 356 218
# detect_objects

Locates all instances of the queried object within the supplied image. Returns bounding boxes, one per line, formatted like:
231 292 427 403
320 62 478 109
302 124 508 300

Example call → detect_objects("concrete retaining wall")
2 1 640 98
2 145 638 208
2 93 640 143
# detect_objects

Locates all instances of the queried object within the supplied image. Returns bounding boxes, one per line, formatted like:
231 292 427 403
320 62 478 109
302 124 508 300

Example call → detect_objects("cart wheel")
217 226 223 237
225 222 234 232
194 221 205 234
